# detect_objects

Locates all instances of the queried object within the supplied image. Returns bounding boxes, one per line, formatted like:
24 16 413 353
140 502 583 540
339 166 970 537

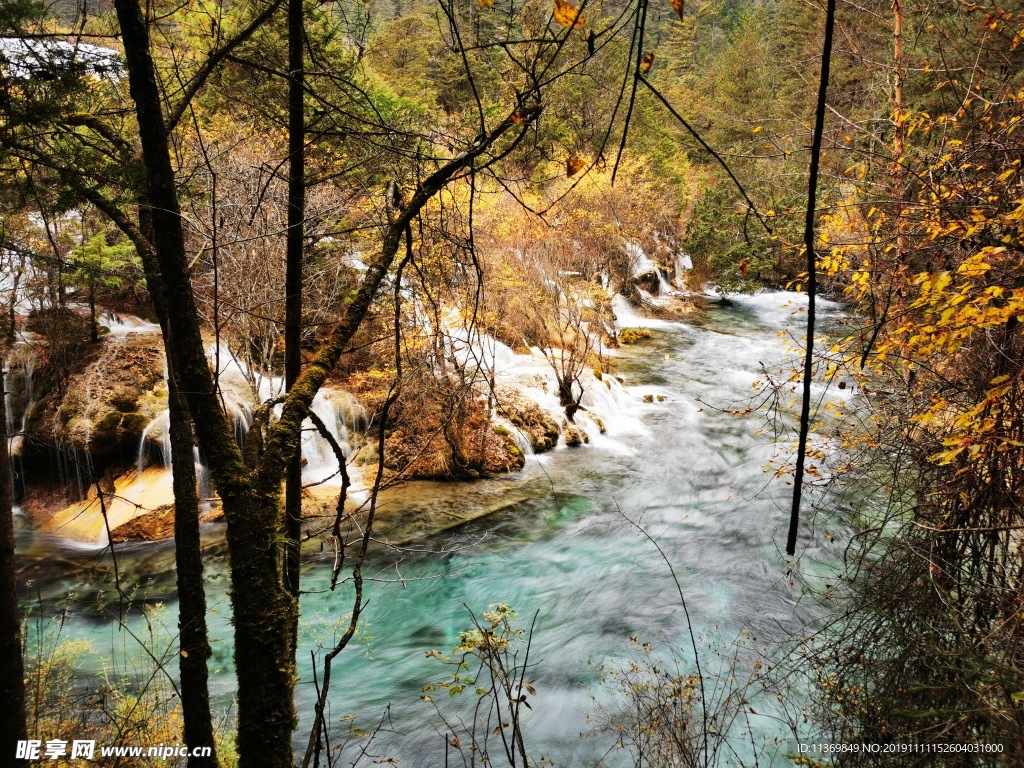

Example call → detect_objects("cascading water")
14 291 855 765
303 389 367 486
136 410 171 474
675 251 694 288
626 240 676 295
227 402 253 453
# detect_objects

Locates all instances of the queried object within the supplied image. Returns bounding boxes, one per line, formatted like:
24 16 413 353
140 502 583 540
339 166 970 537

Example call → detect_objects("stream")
13 290 852 766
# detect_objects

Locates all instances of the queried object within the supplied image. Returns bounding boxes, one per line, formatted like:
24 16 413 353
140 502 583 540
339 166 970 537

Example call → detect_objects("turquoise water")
15 291 851 766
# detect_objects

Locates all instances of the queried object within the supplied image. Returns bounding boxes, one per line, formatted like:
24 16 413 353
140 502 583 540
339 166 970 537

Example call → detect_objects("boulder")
563 420 589 447
494 385 560 453
27 332 167 474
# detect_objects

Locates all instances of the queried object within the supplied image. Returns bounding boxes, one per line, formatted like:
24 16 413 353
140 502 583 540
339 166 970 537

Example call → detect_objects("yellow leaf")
478 0 494 6
928 446 966 465
566 153 586 177
640 52 654 74
553 0 585 29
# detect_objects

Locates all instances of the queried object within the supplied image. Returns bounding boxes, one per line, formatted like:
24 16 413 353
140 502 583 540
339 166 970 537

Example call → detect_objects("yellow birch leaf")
553 0 585 29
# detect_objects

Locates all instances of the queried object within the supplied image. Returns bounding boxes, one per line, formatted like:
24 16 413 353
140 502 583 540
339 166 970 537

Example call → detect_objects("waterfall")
62 446 94 499
227 402 253 452
626 241 667 294
99 311 161 337
675 252 693 289
193 446 212 510
303 389 367 485
136 410 171 473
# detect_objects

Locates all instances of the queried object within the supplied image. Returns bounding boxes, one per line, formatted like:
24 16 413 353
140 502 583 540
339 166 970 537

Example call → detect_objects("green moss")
109 385 140 412
120 412 150 443
90 411 123 455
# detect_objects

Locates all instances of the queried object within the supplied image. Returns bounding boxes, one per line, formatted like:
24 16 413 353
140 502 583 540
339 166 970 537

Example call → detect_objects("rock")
630 271 661 295
44 467 174 541
481 424 525 474
563 420 589 447
379 395 526 481
591 413 607 433
110 504 176 542
494 385 560 453
618 327 652 345
28 332 167 472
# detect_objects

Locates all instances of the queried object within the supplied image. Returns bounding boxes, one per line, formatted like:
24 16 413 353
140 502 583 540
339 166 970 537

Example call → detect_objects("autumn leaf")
668 0 684 19
739 257 749 277
640 52 655 74
566 154 585 177
553 0 585 29
478 0 494 7
449 736 461 749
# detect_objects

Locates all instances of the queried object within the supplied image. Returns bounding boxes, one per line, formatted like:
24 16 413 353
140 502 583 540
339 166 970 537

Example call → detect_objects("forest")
1 0 1023 764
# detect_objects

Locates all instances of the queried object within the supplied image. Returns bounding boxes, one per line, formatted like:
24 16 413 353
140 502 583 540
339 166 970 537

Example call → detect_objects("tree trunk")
137 205 219 767
0 364 28 767
113 2 298 763
284 0 305 615
169 359 218 766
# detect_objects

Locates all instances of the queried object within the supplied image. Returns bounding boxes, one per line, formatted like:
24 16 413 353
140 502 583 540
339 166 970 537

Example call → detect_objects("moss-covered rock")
26 332 167 472
618 327 653 345
481 425 526 474
494 386 560 453
120 412 151 444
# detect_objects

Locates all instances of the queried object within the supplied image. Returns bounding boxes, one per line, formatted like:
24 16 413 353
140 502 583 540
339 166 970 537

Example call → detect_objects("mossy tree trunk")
284 0 305 618
137 207 218 767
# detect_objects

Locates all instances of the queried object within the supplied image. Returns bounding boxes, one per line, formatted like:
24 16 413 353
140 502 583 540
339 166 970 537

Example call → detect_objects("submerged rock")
44 467 173 542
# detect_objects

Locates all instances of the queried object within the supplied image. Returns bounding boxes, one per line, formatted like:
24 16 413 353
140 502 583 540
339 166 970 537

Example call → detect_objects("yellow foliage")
552 0 585 29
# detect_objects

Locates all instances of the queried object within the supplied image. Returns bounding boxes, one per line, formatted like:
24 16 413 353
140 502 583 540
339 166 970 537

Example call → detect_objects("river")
13 290 852 766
